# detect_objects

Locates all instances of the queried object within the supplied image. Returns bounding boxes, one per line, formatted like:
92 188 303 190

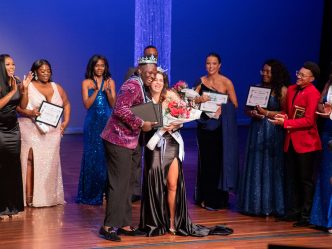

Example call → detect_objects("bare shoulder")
82 79 94 88
200 76 207 84
219 74 233 85
54 82 64 92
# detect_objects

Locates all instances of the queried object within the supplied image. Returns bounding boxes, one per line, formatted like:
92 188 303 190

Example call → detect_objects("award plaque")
35 101 64 127
293 105 306 119
246 86 271 108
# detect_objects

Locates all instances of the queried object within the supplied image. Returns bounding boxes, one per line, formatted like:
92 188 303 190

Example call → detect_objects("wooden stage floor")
0 129 331 249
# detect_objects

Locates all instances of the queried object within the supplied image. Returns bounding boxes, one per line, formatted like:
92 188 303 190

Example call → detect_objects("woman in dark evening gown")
77 55 116 205
0 54 32 217
238 60 290 216
139 70 233 237
194 53 238 210
310 68 332 233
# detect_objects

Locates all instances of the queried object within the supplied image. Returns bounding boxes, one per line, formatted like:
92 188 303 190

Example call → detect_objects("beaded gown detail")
0 89 24 215
76 80 112 205
19 82 65 207
238 95 285 216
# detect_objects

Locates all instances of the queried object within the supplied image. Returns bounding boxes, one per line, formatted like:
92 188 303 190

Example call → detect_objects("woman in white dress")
18 59 71 207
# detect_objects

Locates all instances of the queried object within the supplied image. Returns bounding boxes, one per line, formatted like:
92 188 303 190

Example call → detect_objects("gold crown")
138 55 157 65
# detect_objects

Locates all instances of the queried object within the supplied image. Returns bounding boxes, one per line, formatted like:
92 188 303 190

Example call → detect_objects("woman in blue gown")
76 55 116 205
238 59 290 216
310 66 332 233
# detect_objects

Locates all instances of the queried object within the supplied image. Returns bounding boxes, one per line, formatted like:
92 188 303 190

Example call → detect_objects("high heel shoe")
169 228 176 235
27 196 33 207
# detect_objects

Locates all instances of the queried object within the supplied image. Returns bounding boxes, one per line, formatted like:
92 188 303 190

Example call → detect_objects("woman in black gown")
139 70 233 237
194 53 238 210
0 54 32 218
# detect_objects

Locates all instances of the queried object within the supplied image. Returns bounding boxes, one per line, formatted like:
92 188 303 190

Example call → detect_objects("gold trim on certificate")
200 91 228 112
246 86 271 108
35 101 64 128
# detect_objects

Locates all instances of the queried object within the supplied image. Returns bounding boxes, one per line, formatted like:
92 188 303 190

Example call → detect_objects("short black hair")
303 61 320 80
144 45 157 52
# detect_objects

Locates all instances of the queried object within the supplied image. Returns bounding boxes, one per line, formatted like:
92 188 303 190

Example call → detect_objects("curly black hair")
262 59 290 100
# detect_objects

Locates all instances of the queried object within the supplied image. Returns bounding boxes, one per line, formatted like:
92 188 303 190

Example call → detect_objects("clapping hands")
23 71 34 88
316 102 332 118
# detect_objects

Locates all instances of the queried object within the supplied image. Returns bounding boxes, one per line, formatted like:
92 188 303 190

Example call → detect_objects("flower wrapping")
172 80 188 95
163 92 202 126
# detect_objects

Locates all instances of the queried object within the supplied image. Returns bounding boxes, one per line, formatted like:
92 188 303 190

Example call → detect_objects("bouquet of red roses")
166 100 190 119
163 90 201 126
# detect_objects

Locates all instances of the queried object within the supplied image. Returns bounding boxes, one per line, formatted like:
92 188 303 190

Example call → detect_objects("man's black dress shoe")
276 213 300 222
117 227 146 236
293 220 310 227
99 226 121 242
131 194 141 203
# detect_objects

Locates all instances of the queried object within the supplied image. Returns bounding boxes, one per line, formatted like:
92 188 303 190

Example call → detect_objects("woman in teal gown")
76 55 116 205
238 59 290 216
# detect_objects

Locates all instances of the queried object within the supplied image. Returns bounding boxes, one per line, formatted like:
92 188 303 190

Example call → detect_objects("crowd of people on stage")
0 47 331 242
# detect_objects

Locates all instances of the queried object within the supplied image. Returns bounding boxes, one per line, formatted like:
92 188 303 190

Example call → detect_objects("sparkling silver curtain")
134 0 172 77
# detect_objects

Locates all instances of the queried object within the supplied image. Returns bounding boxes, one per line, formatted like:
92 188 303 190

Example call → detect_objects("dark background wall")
0 0 325 131
171 0 324 124
0 0 135 132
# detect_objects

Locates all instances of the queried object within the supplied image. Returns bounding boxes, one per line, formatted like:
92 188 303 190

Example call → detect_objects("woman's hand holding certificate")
246 86 271 108
35 101 64 128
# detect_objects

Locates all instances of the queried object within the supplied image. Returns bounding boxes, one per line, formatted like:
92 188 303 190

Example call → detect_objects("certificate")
246 86 271 108
200 91 228 112
35 101 64 127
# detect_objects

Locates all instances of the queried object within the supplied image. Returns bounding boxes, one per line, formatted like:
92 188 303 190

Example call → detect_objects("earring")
34 72 38 80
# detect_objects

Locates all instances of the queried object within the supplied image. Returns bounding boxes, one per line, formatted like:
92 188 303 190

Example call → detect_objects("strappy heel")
27 196 33 207
169 228 176 235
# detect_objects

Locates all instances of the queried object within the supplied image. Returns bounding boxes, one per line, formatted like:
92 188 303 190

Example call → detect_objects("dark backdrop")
0 0 325 131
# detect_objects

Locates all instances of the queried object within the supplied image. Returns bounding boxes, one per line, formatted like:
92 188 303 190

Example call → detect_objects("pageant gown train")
139 131 233 237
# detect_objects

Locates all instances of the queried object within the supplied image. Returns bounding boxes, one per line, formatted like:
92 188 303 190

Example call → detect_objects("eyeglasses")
296 70 312 79
260 70 271 75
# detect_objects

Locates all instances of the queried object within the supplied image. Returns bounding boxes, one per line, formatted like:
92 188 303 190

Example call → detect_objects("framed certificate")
130 102 163 127
246 86 271 108
200 91 228 112
35 101 64 127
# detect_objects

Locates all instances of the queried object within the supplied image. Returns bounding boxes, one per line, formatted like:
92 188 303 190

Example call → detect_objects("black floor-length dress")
139 131 233 237
0 90 24 215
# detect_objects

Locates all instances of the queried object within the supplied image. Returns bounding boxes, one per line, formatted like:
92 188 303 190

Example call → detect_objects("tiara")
138 55 158 65
157 66 167 73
